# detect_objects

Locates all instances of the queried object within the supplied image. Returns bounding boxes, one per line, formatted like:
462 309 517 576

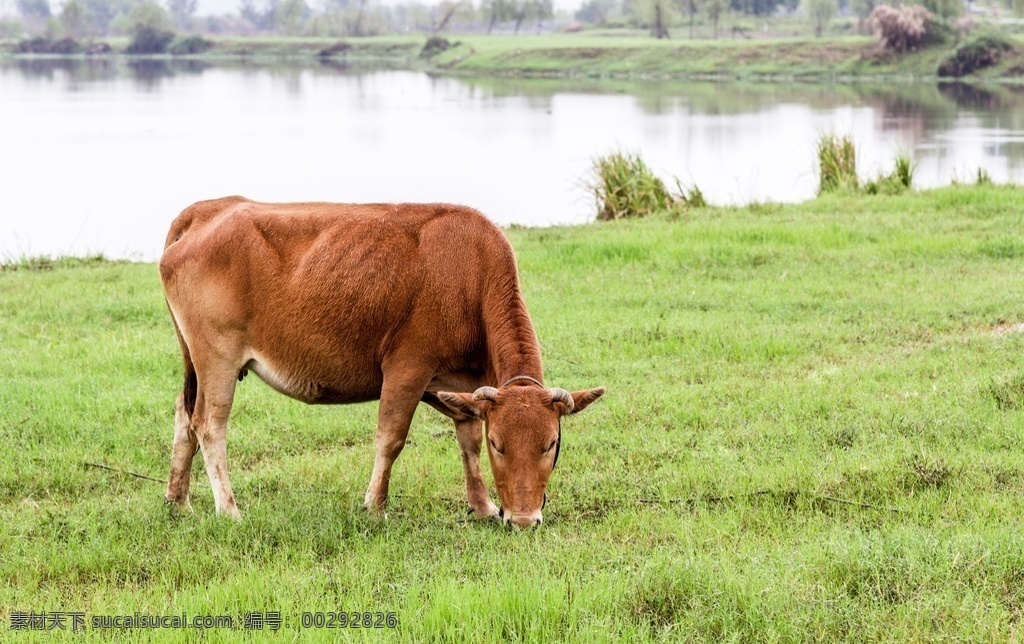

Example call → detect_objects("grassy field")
3 185 1024 640
6 31 1024 81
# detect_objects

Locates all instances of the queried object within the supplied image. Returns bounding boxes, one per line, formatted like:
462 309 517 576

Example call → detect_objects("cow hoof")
164 496 194 514
467 507 501 522
216 506 242 521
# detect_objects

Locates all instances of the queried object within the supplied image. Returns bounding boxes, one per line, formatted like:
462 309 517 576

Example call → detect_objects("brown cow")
159 197 604 527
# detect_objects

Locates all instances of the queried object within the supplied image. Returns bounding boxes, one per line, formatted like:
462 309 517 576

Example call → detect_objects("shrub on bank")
420 36 452 58
125 27 175 54
16 36 80 54
868 5 949 52
169 34 214 55
937 31 1015 77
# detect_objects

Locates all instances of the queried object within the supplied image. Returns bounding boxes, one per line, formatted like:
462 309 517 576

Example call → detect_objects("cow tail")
182 347 198 419
170 309 198 419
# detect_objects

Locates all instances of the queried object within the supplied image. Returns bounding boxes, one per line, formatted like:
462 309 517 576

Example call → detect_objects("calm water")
3 58 1024 260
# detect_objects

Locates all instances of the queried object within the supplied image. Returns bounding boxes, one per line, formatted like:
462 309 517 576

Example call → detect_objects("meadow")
3 185 1024 640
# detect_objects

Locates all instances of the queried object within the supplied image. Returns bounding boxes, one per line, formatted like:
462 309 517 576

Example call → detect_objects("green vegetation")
864 150 915 195
589 150 705 220
938 31 1016 78
4 185 1024 639
817 132 858 193
5 28 1024 81
817 134 915 196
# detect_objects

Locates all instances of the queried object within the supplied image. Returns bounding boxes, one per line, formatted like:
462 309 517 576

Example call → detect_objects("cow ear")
436 392 487 420
566 387 605 415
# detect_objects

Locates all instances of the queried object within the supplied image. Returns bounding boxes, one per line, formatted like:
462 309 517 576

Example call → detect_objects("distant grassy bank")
4 186 1024 639
5 32 1024 81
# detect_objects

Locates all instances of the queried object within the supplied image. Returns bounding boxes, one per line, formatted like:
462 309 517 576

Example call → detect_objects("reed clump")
865 151 915 194
817 133 858 194
589 151 678 220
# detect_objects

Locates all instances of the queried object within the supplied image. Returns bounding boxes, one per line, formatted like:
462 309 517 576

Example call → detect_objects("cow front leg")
363 373 428 513
454 418 499 519
165 392 198 510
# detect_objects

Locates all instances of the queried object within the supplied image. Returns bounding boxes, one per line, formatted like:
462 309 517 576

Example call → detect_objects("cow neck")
484 282 544 388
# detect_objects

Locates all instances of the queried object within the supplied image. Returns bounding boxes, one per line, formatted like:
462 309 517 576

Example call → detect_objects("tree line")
0 0 993 40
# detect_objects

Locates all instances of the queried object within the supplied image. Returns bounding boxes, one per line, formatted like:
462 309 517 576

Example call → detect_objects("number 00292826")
300 612 398 629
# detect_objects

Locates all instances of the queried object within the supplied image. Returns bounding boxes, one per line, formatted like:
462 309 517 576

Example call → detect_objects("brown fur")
160 197 604 525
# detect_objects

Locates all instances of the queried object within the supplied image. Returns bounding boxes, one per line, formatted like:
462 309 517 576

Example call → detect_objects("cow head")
437 382 605 528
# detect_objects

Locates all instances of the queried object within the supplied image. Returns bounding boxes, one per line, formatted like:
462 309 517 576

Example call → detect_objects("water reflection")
2 59 1023 260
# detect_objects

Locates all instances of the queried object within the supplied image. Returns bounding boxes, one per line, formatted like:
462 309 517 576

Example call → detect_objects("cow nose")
506 511 543 529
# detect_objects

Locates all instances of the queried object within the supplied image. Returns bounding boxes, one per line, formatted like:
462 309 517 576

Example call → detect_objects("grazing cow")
159 197 605 527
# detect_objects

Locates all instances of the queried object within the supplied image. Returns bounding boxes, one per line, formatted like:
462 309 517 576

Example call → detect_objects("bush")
15 36 79 53
317 41 351 57
169 34 213 55
868 4 948 52
420 36 452 58
937 32 1015 77
125 27 175 54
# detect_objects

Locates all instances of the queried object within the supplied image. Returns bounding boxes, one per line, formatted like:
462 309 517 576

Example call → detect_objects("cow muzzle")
498 506 543 528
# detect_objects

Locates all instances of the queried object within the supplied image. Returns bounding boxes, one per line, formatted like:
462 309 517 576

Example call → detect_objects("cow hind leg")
192 361 242 519
454 418 499 519
165 392 198 509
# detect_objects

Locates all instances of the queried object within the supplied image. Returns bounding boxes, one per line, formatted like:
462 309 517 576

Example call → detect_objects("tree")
123 1 174 52
535 0 553 28
60 0 85 36
16 0 50 19
804 0 835 36
575 0 615 24
919 0 962 18
639 0 675 38
850 0 874 32
482 0 513 33
706 0 725 37
679 0 699 38
511 0 529 33
78 0 136 34
127 1 172 33
166 0 197 28
433 0 461 32
240 0 276 30
273 0 308 34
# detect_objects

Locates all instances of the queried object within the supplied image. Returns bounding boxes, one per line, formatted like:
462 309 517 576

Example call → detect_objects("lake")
3 58 1024 260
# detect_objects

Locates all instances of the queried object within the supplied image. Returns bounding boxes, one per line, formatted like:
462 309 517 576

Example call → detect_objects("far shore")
4 32 1024 83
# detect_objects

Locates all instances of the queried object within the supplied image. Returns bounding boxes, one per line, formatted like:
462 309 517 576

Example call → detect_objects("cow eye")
546 440 558 453
489 438 503 455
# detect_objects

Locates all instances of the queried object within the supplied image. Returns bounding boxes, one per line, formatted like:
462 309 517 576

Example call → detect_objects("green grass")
4 185 1024 639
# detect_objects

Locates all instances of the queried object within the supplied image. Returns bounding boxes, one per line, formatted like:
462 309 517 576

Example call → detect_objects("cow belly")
245 355 381 405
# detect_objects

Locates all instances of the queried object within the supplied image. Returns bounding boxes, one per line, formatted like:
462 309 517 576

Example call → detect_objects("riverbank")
5 32 1024 81
3 185 1024 639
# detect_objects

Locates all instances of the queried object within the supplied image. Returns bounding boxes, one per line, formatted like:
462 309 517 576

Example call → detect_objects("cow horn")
473 386 499 402
548 388 574 411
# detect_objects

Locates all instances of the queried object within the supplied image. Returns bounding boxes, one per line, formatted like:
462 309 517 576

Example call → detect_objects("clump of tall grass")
817 133 858 194
864 151 915 194
588 151 705 220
